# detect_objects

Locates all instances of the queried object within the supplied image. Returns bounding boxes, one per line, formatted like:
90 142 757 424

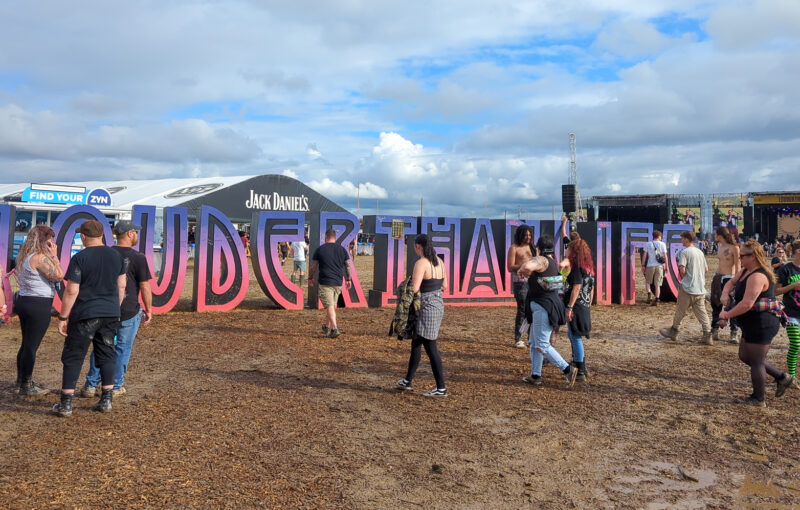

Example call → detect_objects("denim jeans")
85 312 142 390
529 301 569 376
566 322 584 363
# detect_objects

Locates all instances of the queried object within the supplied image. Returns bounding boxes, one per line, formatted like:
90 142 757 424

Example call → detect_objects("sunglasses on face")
739 252 754 259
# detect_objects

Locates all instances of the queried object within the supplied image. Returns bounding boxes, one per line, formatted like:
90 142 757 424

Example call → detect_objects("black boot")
50 392 73 417
92 388 113 412
575 361 588 381
18 378 50 396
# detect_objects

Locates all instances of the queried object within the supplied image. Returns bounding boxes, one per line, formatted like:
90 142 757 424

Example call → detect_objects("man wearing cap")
80 220 153 399
51 220 127 417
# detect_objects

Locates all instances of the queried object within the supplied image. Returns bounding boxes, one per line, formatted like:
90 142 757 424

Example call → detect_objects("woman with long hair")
721 240 796 406
565 239 595 381
507 224 533 348
518 235 578 388
396 234 449 397
14 225 64 395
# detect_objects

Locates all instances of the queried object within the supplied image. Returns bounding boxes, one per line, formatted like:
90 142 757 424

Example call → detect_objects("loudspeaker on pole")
562 184 577 213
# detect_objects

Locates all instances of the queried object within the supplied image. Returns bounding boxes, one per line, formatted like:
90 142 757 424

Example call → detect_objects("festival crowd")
1 217 799 413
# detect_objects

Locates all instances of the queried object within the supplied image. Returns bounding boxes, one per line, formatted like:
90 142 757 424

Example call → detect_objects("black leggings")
15 295 54 382
405 334 445 389
738 342 783 401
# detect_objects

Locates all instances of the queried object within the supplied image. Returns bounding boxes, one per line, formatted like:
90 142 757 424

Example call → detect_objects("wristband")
58 315 69 321
566 305 573 310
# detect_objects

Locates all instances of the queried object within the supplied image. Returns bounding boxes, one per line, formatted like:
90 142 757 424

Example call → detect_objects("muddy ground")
1 255 799 508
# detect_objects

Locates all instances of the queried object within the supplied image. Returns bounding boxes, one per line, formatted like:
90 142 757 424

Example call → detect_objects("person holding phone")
14 225 64 396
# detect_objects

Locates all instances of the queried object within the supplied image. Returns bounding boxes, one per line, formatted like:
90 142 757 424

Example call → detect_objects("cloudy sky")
1 0 798 218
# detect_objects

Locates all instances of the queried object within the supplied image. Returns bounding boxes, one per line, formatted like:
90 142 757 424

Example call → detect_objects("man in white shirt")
659 230 712 344
641 230 667 306
290 238 308 284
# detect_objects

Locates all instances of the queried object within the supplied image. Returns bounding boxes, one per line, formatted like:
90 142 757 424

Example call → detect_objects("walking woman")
15 225 64 395
396 234 448 397
720 240 796 406
565 239 595 381
507 224 533 348
518 235 578 388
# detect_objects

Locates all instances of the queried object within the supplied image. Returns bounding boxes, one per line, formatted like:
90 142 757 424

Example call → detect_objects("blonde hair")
742 239 775 283
15 225 55 268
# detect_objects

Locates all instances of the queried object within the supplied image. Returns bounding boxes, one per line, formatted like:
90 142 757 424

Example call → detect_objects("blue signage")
20 186 112 207
21 187 85 205
86 188 112 207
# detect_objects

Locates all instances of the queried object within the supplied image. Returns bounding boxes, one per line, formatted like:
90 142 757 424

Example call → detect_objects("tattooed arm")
33 241 65 282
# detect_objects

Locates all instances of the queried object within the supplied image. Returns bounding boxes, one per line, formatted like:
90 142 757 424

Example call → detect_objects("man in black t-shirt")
309 228 352 338
51 220 126 417
81 220 152 398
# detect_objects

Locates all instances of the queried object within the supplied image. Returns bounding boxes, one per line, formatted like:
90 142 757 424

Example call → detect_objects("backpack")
652 242 666 264
1 268 18 324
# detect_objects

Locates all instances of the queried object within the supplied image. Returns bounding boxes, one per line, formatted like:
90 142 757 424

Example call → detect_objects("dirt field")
1 255 799 508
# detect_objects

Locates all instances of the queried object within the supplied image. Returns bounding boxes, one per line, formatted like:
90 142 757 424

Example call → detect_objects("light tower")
568 132 583 219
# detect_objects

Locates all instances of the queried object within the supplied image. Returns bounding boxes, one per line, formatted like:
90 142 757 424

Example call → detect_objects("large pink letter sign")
250 211 305 310
193 206 249 311
362 215 418 307
132 205 189 314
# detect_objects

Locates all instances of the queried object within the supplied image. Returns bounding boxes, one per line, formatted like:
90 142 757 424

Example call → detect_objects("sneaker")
701 332 713 345
396 379 413 391
321 324 330 335
564 366 578 389
711 329 720 342
18 380 50 396
659 327 679 340
514 340 527 349
729 330 740 344
79 386 97 398
650 299 658 307
112 387 126 397
734 395 766 407
327 328 341 339
776 374 797 398
522 374 542 386
423 388 448 397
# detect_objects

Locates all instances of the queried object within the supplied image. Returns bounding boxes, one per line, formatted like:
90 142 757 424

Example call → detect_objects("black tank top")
420 259 444 293
735 268 778 330
528 256 559 300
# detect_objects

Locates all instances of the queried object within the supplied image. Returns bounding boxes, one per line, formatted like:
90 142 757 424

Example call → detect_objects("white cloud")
307 178 388 200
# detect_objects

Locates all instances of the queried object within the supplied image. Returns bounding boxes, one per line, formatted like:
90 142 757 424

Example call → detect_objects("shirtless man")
710 226 740 343
507 224 533 348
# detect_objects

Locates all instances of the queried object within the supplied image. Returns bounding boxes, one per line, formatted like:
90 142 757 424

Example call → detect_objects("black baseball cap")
113 220 142 235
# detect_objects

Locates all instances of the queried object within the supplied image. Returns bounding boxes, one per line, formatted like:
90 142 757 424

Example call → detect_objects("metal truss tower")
568 132 583 216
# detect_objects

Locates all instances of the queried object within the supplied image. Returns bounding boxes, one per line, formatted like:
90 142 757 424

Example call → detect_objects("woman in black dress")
720 240 795 406
564 239 594 381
